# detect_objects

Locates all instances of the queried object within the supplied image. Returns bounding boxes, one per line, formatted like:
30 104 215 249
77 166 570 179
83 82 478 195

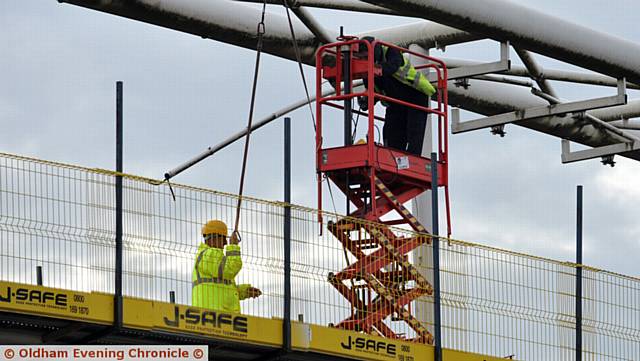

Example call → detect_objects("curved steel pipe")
362 0 640 84
59 0 320 63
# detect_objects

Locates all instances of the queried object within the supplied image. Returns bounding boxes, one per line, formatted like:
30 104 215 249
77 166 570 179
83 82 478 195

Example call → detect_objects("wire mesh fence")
0 151 638 360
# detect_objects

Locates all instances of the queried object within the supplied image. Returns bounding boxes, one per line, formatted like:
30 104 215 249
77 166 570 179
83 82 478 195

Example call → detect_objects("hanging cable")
233 0 268 238
283 0 317 130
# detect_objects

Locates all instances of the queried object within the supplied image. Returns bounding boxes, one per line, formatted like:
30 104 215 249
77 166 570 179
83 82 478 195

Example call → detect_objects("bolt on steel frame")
315 37 450 342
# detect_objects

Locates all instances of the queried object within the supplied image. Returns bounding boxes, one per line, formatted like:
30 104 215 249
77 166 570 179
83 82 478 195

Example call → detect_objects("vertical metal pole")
36 266 43 286
410 44 435 330
342 43 352 215
115 81 123 330
169 291 176 304
342 46 352 146
283 116 292 352
576 185 583 361
431 152 442 361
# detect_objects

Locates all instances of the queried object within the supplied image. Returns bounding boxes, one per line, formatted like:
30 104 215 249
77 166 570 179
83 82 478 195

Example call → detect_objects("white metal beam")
427 42 510 82
562 140 640 164
447 80 640 161
443 58 640 90
452 80 628 136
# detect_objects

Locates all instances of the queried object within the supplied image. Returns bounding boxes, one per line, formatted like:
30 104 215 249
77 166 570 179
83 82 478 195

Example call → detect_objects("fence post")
283 116 292 352
36 266 43 286
431 152 442 361
115 81 124 330
576 185 583 361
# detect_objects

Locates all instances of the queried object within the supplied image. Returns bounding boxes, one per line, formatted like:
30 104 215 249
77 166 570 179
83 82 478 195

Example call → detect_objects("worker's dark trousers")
382 82 429 156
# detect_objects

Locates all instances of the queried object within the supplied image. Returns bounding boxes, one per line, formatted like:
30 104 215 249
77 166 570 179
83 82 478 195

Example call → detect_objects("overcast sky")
2 0 639 277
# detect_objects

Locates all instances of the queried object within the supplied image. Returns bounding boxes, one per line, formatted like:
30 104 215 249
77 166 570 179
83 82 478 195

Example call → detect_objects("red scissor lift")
315 38 451 344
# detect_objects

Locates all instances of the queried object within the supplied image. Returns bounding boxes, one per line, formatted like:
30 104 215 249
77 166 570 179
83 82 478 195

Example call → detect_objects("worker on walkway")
192 220 261 312
357 36 437 156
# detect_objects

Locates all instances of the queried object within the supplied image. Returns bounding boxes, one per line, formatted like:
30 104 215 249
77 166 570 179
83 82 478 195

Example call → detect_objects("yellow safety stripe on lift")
331 221 433 341
362 273 433 342
367 226 433 294
374 176 428 234
328 185 435 342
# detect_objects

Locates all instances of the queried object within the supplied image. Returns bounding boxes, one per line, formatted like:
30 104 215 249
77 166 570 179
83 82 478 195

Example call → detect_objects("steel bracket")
428 41 511 82
453 78 628 134
561 138 640 165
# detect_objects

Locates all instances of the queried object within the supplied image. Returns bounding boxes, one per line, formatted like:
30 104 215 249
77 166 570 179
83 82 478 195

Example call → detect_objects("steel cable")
233 0 268 237
283 0 317 130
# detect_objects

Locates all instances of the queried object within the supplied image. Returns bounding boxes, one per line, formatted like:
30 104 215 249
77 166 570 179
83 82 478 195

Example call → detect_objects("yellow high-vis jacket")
191 243 252 313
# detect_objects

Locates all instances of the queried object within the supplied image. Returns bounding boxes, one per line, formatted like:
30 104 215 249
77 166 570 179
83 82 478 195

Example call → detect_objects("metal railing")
0 151 638 360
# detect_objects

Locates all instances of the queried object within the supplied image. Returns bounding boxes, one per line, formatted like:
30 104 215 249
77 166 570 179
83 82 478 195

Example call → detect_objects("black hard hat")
361 36 375 44
358 36 376 57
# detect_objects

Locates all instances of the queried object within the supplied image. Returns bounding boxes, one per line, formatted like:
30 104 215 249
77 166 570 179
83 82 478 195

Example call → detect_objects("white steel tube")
515 49 558 99
444 58 640 90
362 0 640 84
165 86 337 180
290 6 335 44
234 0 395 15
365 21 481 50
589 101 640 123
59 0 320 63
610 120 640 130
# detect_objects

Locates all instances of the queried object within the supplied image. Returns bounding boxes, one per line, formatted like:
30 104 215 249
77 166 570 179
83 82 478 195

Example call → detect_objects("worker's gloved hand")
247 287 262 298
357 96 368 111
229 231 241 245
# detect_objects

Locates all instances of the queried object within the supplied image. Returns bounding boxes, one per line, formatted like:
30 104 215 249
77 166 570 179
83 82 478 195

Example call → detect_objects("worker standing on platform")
357 36 437 156
192 220 261 312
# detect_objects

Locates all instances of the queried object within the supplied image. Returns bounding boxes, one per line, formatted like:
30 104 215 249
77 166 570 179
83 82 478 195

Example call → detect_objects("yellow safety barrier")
0 281 112 324
0 280 508 360
0 151 639 360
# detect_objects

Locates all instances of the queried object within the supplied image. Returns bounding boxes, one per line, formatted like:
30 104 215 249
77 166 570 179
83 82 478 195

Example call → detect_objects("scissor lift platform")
315 37 451 343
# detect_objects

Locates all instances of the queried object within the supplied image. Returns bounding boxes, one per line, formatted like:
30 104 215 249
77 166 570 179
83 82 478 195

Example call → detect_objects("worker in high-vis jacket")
357 36 437 156
192 220 261 312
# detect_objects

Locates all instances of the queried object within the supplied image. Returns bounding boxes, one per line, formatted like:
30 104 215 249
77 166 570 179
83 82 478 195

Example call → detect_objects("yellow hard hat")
202 220 228 237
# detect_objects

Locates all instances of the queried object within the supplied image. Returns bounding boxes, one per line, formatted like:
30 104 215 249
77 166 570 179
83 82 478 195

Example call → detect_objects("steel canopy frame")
59 0 640 163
